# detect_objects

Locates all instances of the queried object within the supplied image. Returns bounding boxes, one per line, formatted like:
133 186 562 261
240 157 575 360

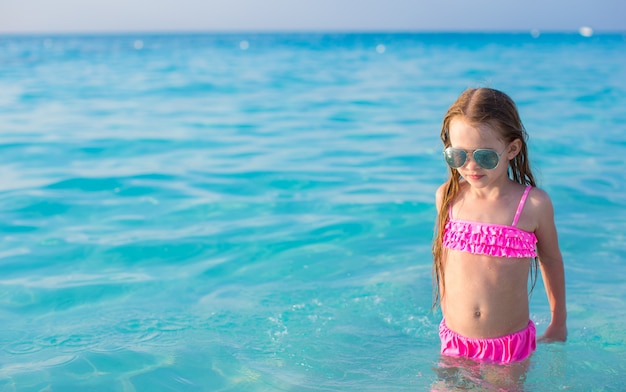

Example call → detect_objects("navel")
473 309 482 318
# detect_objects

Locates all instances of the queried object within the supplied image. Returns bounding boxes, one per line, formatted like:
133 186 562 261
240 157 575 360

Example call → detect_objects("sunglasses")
443 147 505 170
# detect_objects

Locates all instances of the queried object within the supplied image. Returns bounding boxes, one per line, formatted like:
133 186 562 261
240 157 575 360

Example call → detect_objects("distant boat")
579 26 593 37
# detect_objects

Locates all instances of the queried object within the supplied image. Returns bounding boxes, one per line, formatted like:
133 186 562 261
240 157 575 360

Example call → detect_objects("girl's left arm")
533 189 567 342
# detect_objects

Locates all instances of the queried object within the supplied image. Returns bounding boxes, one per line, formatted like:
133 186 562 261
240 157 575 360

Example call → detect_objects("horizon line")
1 27 624 37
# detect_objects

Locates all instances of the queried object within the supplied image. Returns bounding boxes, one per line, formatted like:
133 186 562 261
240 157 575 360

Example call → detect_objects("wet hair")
432 87 537 309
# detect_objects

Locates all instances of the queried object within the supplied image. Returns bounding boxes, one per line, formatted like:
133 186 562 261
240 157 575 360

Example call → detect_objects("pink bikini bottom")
439 319 536 364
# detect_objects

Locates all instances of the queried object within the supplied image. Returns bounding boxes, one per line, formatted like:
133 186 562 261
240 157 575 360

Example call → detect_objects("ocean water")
0 32 625 391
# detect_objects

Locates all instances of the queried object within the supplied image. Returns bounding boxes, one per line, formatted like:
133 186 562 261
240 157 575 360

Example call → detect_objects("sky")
1 0 625 34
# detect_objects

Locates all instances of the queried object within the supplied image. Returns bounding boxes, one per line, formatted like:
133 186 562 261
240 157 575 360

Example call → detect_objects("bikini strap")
512 186 532 226
448 203 453 219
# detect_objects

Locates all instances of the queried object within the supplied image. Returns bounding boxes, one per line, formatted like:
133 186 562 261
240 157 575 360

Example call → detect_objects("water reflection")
432 355 530 391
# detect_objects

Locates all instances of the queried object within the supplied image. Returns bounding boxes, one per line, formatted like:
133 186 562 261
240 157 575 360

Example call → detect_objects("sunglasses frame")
443 147 506 170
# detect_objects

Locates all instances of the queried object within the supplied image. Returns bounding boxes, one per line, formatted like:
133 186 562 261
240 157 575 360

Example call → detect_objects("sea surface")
0 32 625 391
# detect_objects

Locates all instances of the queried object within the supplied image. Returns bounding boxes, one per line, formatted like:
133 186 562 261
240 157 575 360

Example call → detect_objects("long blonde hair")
432 88 537 308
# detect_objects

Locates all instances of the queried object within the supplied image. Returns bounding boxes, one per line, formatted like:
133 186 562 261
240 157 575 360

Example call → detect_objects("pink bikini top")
443 186 538 258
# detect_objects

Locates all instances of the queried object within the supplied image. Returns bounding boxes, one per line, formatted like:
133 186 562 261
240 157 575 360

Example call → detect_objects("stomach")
441 250 532 338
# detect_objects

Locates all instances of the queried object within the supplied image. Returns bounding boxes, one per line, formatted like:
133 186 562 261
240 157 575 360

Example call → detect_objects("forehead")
448 117 503 149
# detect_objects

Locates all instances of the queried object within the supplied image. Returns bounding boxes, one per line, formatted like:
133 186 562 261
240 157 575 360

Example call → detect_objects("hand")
538 322 567 343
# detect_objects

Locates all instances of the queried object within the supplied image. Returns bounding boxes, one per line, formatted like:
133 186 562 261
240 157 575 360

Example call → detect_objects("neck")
466 178 517 199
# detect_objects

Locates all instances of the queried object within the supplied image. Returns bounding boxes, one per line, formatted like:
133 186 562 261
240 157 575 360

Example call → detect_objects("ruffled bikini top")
443 186 537 258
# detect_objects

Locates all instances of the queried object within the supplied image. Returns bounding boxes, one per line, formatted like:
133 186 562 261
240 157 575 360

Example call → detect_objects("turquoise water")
1 33 625 391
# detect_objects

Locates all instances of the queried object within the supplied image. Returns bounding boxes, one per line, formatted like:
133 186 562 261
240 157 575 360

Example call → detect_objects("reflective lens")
443 147 503 170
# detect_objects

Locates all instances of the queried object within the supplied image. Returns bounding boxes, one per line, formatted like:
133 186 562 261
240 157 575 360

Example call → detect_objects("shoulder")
527 187 553 209
526 186 556 223
436 180 467 212
526 187 562 256
436 182 460 211
435 184 447 212
435 183 448 201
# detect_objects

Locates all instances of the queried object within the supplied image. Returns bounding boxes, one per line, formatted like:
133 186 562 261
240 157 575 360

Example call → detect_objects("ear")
507 139 522 160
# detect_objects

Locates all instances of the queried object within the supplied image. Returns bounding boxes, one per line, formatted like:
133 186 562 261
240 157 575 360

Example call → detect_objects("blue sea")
1 32 625 391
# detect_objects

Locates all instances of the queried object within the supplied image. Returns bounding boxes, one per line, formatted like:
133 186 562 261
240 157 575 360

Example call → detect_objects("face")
447 117 519 186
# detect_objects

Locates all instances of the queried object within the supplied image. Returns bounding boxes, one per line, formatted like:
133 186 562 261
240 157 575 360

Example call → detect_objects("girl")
433 87 567 364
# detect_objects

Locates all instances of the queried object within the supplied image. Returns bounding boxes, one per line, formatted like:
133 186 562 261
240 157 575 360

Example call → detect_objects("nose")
462 152 478 168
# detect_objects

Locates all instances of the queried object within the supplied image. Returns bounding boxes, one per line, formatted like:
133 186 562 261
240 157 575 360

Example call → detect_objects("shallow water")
1 32 625 391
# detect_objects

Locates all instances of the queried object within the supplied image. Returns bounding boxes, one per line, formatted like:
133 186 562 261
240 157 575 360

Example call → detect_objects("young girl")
433 87 567 365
